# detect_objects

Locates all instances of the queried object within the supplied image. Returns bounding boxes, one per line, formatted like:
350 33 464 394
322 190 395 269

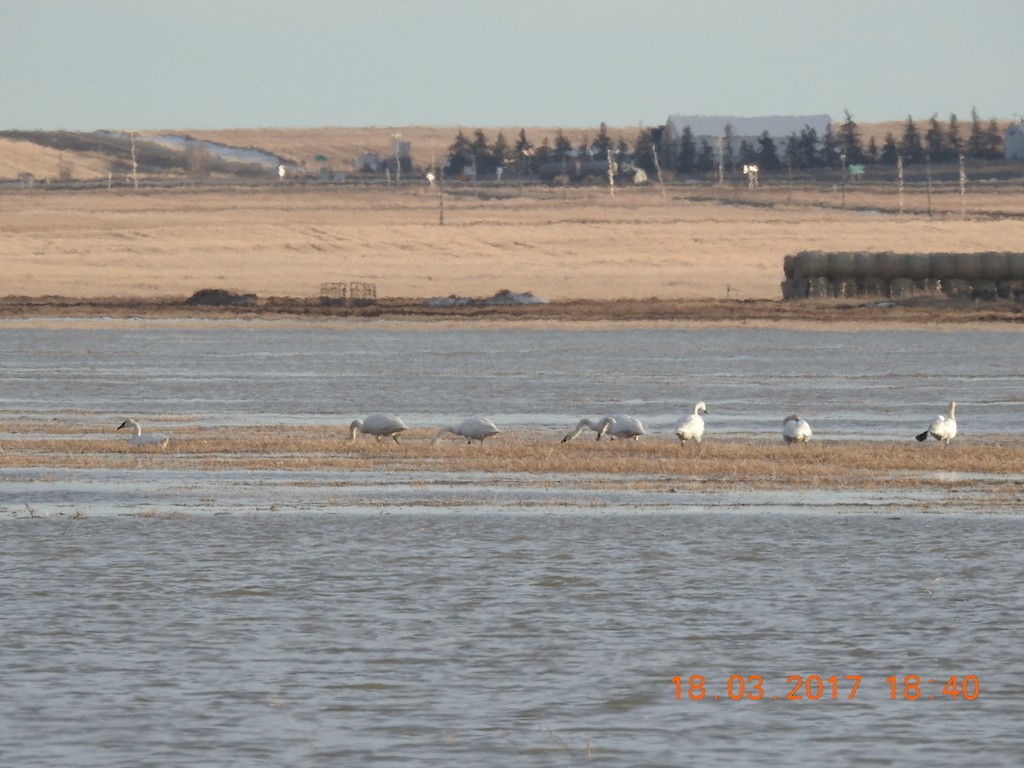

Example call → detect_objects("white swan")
916 401 957 446
562 413 645 442
782 414 812 444
349 413 409 443
674 401 708 445
117 418 170 450
431 416 501 444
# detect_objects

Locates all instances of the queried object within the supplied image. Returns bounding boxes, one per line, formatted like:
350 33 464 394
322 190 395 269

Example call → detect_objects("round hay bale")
806 276 831 299
781 278 807 300
783 255 796 279
795 251 829 279
943 278 971 296
955 252 984 281
828 252 857 279
998 279 1024 299
930 253 959 280
853 252 879 279
876 252 907 280
889 278 916 298
831 278 858 298
1006 253 1024 279
860 277 888 297
980 252 1009 281
970 280 998 300
905 254 932 280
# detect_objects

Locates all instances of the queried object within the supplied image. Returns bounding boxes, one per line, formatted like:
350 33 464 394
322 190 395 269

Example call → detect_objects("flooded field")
2 318 1023 766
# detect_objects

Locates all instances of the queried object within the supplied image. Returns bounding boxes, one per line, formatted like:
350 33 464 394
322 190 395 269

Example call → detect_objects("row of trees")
439 109 1010 181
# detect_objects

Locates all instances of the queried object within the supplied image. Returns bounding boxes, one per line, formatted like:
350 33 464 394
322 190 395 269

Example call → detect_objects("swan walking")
782 414 812 444
562 413 645 442
916 401 957 446
431 416 501 444
349 413 409 443
674 401 708 445
117 418 170 450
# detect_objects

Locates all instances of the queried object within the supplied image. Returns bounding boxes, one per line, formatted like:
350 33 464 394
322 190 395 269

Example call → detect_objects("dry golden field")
3 124 1024 318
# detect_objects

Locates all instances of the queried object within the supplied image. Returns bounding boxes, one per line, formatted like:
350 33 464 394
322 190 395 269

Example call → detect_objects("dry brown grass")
5 422 1024 493
3 181 1024 306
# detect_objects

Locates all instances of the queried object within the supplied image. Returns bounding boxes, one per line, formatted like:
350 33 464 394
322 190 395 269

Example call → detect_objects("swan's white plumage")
916 401 957 446
674 401 708 444
349 413 409 443
782 414 812 444
117 418 170 450
563 413 645 442
431 416 501 444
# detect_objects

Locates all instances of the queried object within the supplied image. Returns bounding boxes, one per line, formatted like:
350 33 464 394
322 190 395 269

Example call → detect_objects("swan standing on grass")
349 413 409 443
562 414 646 442
117 418 170 450
674 402 708 445
431 416 501 444
782 414 812 444
916 401 957 446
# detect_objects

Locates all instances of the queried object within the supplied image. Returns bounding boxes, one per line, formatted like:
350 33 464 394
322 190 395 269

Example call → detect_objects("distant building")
1005 122 1024 160
664 114 832 158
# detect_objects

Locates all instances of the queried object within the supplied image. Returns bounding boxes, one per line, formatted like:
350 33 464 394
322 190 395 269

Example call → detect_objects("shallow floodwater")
1 320 1023 765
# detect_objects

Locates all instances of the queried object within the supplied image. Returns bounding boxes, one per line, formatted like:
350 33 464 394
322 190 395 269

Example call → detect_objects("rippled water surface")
1 319 1023 765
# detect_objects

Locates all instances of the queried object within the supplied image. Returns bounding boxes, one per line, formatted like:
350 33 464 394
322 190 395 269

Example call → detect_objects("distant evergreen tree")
491 131 510 171
925 115 946 162
820 123 839 167
553 130 573 156
899 116 923 163
983 118 1004 159
837 110 866 164
967 107 987 159
722 123 735 170
471 129 499 177
444 129 474 178
946 113 964 159
513 129 534 175
879 133 899 165
756 131 780 171
633 127 658 174
697 138 716 173
798 126 820 168
592 122 613 155
738 139 758 166
677 125 696 174
867 136 879 163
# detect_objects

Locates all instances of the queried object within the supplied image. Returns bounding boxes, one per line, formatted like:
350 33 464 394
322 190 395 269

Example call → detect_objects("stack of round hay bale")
780 251 1024 301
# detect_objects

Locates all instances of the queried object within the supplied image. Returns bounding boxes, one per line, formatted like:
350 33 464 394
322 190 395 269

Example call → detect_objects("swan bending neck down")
782 414 812 444
431 416 501 444
916 401 957 446
562 414 645 442
349 413 409 443
674 401 708 445
117 418 170 450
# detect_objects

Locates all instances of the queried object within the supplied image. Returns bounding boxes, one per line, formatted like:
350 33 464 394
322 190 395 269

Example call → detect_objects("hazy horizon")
2 0 1022 132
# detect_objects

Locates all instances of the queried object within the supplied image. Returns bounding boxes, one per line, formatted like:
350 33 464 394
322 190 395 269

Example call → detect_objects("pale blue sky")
2 0 1021 131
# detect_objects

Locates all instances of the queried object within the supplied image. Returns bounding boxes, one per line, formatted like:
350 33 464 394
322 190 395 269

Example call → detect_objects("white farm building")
1005 122 1024 160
